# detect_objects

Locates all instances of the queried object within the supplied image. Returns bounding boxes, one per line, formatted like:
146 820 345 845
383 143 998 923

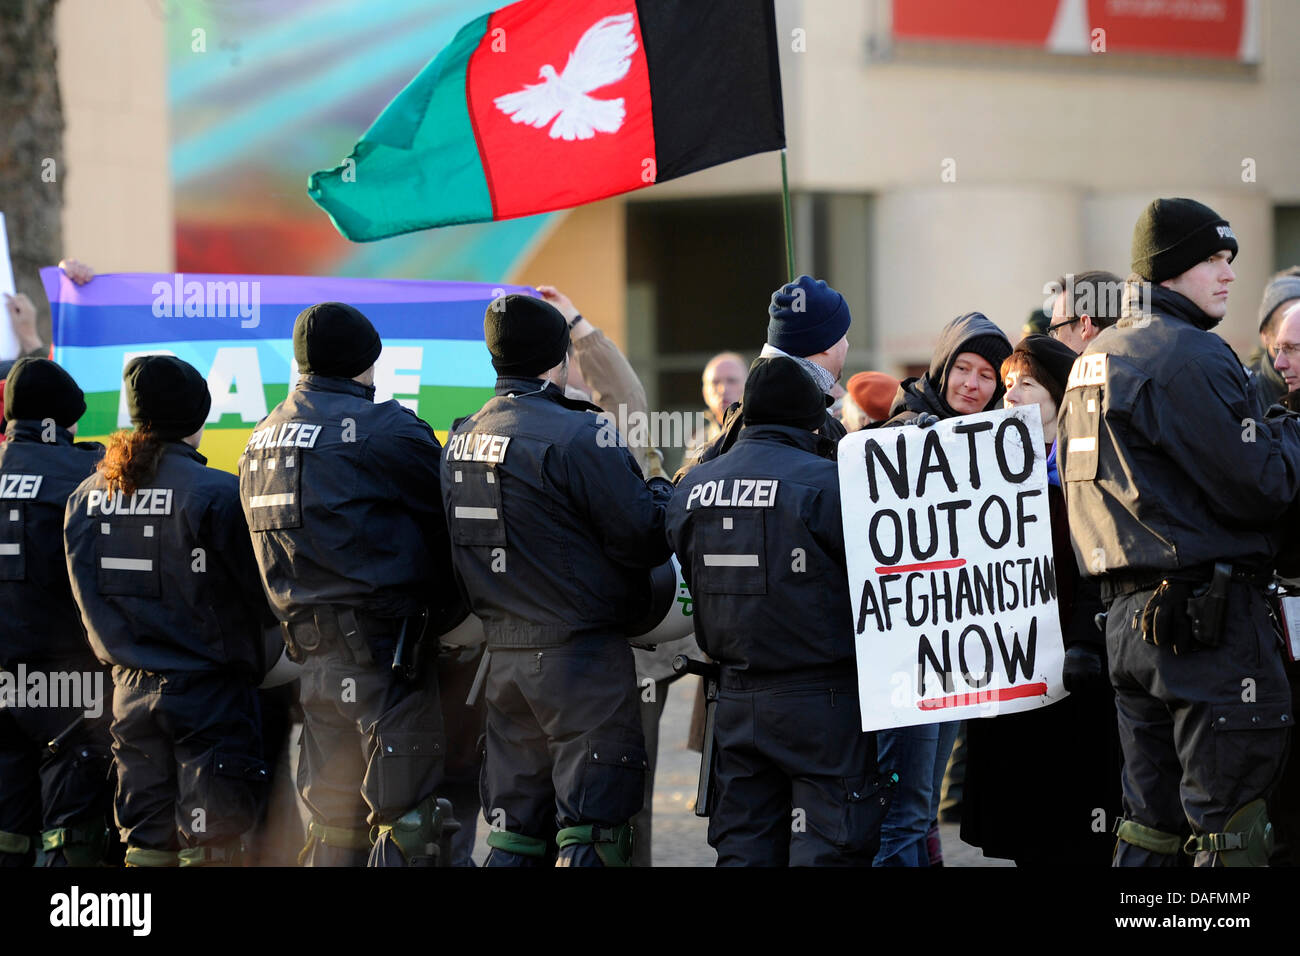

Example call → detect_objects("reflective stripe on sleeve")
702 554 759 567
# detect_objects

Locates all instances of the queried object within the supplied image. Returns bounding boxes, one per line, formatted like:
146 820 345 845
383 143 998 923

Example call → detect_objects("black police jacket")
666 424 854 676
64 441 271 676
239 374 459 625
441 376 673 649
0 420 103 665
1058 284 1300 577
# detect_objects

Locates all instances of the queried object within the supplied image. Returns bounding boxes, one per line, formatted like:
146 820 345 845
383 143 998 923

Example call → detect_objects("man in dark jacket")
676 275 850 478
65 357 272 866
1059 198 1300 866
239 303 460 867
0 359 113 866
668 357 890 865
1045 270 1124 355
442 294 673 866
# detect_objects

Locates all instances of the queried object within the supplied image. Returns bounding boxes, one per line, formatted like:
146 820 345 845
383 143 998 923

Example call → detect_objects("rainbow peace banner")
41 269 530 473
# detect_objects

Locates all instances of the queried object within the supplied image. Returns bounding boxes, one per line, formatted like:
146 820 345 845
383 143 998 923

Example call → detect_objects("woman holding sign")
961 334 1122 866
873 313 1011 867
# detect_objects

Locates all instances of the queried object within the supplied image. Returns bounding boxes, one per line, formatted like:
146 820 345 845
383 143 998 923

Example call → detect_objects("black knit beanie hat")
293 302 382 378
3 358 86 428
956 335 1014 378
1131 198 1237 283
1008 334 1077 408
124 355 212 441
742 356 825 431
484 294 570 377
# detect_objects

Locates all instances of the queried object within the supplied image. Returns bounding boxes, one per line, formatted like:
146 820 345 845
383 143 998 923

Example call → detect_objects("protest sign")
0 213 17 360
41 269 528 473
839 405 1067 732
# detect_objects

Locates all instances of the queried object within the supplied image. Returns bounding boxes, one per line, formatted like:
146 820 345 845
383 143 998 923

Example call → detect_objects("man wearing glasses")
1254 268 1300 410
1270 302 1300 406
1046 270 1123 353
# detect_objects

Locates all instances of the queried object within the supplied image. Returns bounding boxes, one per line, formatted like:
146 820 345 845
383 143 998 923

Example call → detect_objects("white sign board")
839 405 1067 732
1280 594 1300 661
0 212 17 360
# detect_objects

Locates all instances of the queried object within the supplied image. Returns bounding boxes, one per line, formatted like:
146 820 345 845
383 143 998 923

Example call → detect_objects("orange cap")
847 371 899 423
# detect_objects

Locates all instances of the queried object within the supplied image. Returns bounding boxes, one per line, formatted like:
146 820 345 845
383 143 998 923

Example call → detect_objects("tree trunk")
0 0 64 347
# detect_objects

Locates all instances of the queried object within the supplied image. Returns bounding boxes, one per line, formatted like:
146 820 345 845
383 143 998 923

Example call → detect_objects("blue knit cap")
766 275 851 357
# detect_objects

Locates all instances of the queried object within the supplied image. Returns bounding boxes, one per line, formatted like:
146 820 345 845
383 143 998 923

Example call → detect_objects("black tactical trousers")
708 667 889 867
0 659 114 866
294 620 445 867
481 635 647 867
111 667 266 857
1107 585 1291 866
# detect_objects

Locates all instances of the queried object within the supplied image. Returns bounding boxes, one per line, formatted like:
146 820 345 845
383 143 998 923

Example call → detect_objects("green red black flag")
308 0 786 240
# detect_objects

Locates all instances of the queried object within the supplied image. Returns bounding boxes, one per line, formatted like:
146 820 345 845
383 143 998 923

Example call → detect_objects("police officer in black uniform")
64 356 271 866
239 302 460 867
442 294 672 867
668 357 890 865
0 359 114 866
1059 198 1300 866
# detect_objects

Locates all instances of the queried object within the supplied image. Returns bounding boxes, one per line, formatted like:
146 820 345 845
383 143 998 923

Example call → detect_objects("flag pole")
780 149 795 281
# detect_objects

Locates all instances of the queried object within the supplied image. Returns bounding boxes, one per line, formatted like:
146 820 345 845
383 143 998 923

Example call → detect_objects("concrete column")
57 0 172 272
871 184 1084 374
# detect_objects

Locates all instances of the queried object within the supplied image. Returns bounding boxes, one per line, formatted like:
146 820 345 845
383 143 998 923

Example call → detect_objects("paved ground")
472 674 1011 867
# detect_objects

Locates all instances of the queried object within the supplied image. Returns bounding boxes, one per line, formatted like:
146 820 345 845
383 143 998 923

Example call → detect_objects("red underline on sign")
875 558 966 575
917 682 1049 711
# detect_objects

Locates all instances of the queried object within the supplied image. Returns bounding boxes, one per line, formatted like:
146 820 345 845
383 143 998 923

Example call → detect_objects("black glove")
1062 644 1104 693
914 413 940 429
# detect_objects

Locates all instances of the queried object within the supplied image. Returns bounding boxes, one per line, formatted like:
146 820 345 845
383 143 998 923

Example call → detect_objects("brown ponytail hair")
99 429 166 497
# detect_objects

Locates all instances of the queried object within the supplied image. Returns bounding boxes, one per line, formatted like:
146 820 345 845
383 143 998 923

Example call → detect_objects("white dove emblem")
494 13 638 141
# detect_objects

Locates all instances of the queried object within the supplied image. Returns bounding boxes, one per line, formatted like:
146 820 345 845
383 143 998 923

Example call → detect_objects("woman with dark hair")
961 334 1123 865
64 356 274 867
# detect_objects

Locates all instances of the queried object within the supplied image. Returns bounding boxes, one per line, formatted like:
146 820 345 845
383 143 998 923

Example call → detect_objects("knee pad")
1114 818 1182 856
124 846 179 867
1184 799 1274 867
485 827 550 862
297 820 372 867
370 796 455 867
556 822 634 867
41 821 110 867
0 829 32 857
178 840 244 867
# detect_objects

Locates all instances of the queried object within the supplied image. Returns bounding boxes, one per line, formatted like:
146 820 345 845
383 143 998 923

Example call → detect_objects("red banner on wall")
893 0 1258 62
